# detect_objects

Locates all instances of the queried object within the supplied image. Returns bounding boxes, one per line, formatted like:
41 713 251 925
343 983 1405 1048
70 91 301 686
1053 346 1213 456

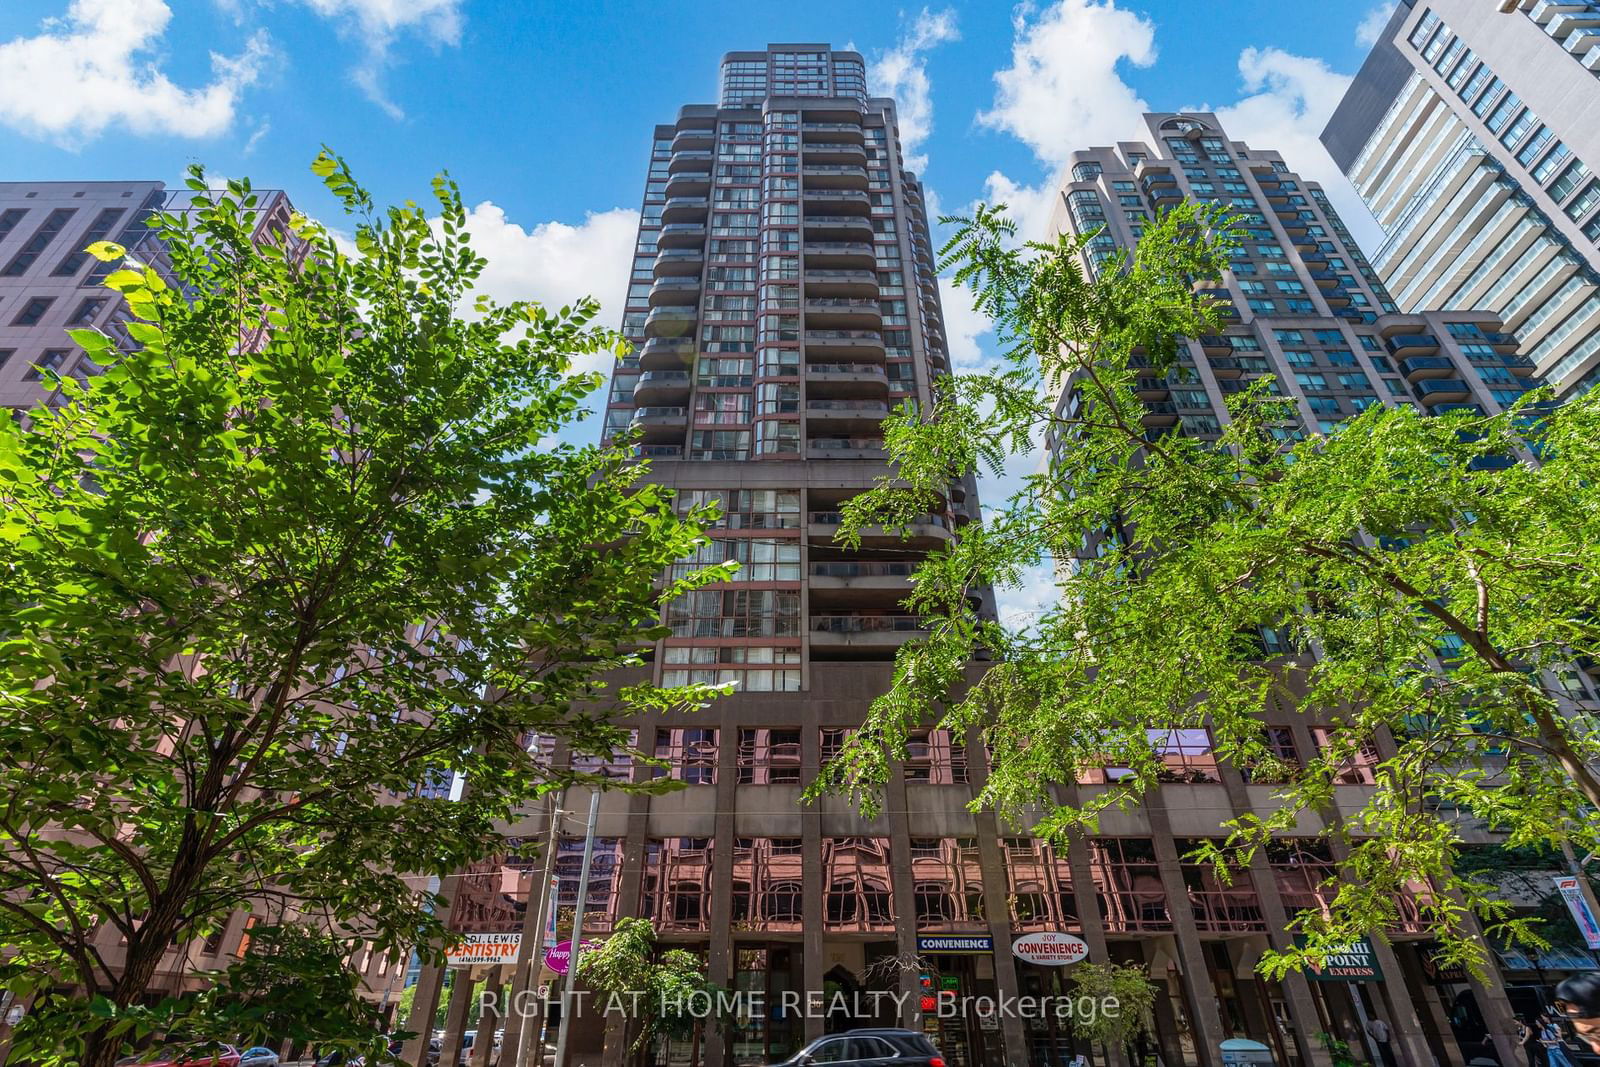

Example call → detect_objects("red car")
117 1045 241 1067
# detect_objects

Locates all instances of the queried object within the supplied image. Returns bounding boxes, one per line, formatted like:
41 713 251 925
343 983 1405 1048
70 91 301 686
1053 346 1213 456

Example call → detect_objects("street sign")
1296 936 1383 982
1554 875 1600 950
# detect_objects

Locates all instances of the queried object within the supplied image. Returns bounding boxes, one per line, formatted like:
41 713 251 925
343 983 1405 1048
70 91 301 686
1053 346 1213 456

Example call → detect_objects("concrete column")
883 753 921 1028
802 724 826 1045
1060 789 1130 1067
1147 805 1225 1067
1242 854 1334 1067
701 726 741 1067
1365 941 1435 1067
439 968 477 1067
975 826 1031 1067
1460 915 1522 1067
1394 949 1464 1067
401 876 460 1067
472 966 505 1067
1144 946 1193 1067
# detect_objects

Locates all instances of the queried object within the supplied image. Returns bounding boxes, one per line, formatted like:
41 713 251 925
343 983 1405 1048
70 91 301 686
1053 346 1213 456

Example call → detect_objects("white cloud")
868 8 959 173
993 561 1060 631
0 0 269 146
972 4 1383 250
1210 47 1383 250
939 276 996 371
972 0 1156 244
455 202 641 376
979 0 1156 169
261 0 463 118
1355 2 1396 47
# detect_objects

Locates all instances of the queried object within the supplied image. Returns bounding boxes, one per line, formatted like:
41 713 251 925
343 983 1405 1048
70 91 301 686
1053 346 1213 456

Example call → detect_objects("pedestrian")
1366 1015 1398 1067
1518 1016 1544 1067
1553 973 1600 1054
1540 1013 1575 1067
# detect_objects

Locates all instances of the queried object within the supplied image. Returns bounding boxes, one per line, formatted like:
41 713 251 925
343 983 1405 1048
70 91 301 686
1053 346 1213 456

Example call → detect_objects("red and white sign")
1012 932 1089 967
447 932 521 966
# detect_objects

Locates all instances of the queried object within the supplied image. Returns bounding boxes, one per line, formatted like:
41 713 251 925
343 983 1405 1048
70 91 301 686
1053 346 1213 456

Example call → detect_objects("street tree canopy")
0 156 727 1067
808 200 1600 979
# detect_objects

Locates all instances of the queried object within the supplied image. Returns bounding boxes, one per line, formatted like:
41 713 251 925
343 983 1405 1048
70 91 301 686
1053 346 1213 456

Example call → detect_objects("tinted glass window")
810 1039 855 1063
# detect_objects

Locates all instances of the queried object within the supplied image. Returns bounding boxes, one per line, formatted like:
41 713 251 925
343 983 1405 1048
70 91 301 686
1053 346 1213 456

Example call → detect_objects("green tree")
1067 962 1157 1052
0 157 729 1067
576 917 725 1058
808 200 1600 978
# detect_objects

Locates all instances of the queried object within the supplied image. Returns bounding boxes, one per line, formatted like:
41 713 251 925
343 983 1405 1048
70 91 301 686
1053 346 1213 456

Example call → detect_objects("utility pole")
552 790 600 1067
510 797 564 1067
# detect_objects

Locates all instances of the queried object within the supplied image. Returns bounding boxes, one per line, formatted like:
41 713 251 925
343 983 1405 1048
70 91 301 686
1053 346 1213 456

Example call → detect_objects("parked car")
116 1046 242 1067
313 1052 365 1067
771 1029 944 1067
457 1030 502 1065
237 1048 278 1067
387 1036 441 1065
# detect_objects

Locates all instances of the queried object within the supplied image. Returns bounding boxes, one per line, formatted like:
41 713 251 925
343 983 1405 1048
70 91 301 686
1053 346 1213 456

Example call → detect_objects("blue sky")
0 0 1397 620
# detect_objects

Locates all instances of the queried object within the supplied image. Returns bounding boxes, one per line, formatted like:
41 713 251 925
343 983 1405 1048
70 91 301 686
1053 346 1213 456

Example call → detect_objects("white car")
237 1050 278 1067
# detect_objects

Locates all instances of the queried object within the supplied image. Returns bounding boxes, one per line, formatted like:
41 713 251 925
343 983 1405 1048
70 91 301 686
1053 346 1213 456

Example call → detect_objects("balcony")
629 443 682 460
804 297 882 328
1323 289 1352 307
671 127 713 152
643 306 697 339
1398 355 1457 381
804 242 876 268
804 269 879 297
805 436 887 460
808 561 916 604
808 510 953 546
667 150 712 173
1386 334 1440 356
802 164 869 190
630 406 688 440
802 121 866 143
803 141 868 165
805 329 886 358
661 197 709 224
810 614 927 654
807 362 889 398
1197 335 1232 355
1140 401 1179 427
806 398 889 429
1414 378 1472 404
657 223 707 249
803 214 875 241
1134 377 1171 400
664 171 711 198
1309 270 1340 289
652 248 703 277
1207 358 1246 379
648 276 701 306
633 370 692 404
1484 331 1519 350
637 336 695 369
801 189 872 215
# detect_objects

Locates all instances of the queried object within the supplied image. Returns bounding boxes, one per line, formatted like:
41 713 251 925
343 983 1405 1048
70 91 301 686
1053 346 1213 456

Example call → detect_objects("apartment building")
1042 111 1554 1067
1322 0 1600 395
0 181 298 414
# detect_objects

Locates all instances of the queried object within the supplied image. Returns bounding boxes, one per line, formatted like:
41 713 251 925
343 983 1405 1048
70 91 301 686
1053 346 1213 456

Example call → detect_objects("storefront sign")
447 932 521 966
1011 932 1089 967
1418 944 1468 984
1296 936 1383 982
918 935 994 953
1554 876 1600 950
544 937 600 975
